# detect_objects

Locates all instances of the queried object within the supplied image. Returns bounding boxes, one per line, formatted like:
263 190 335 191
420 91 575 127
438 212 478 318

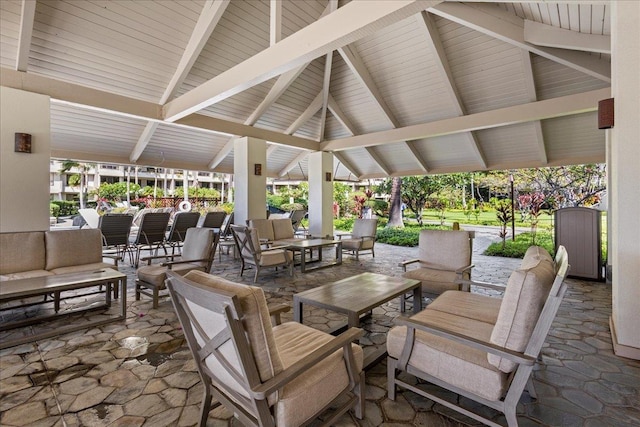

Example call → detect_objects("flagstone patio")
1 227 638 426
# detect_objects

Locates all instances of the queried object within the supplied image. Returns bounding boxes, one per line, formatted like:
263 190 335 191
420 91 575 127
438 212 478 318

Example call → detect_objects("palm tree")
387 177 404 228
59 160 94 209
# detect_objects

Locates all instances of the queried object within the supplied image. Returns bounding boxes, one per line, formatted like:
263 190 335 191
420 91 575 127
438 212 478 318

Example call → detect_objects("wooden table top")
286 238 340 248
294 272 420 314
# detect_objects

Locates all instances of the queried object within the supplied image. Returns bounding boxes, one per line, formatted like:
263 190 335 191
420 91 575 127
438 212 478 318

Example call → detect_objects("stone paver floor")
1 227 639 426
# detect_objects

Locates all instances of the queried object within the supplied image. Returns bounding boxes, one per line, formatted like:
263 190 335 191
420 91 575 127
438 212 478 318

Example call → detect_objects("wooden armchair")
135 228 218 308
387 246 570 427
399 229 474 302
231 224 293 282
166 270 365 426
337 218 378 260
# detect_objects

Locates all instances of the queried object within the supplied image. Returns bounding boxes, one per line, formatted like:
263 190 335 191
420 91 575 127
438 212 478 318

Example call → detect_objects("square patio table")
0 268 127 349
286 238 342 273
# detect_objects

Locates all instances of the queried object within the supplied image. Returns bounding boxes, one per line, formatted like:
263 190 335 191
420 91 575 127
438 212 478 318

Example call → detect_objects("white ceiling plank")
521 50 548 165
270 0 282 46
429 2 611 83
16 0 36 72
327 94 356 135
285 91 323 135
404 141 429 173
208 138 234 169
244 2 335 126
278 151 309 177
130 122 159 163
338 44 398 128
524 19 610 54
332 151 361 179
160 0 229 104
266 143 279 158
366 147 392 175
163 0 438 122
321 87 610 151
416 11 487 169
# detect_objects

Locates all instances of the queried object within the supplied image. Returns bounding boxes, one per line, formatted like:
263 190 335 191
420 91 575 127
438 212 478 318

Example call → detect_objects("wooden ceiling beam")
208 138 234 169
130 122 159 163
521 50 548 165
321 87 610 151
429 2 611 82
332 151 361 179
278 151 309 177
524 19 610 54
163 0 439 122
16 0 36 72
285 91 323 135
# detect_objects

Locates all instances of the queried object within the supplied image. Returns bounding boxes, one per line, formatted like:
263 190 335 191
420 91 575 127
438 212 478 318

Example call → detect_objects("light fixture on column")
254 164 262 176
14 133 32 153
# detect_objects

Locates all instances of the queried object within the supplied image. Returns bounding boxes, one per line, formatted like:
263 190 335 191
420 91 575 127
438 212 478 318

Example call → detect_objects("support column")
233 137 266 225
610 1 640 359
308 152 334 237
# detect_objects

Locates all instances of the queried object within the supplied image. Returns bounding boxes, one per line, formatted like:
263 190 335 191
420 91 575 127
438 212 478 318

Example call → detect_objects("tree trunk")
387 177 404 228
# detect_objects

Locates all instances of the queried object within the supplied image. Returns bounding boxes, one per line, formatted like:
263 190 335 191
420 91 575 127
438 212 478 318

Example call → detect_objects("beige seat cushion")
248 219 275 242
259 249 289 267
418 230 471 271
387 309 508 401
137 263 204 287
428 290 502 325
273 321 363 427
45 229 103 270
403 267 463 294
180 228 215 265
489 248 555 372
0 232 46 275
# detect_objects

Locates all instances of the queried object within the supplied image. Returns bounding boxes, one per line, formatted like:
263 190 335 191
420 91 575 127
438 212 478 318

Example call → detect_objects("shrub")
51 200 78 216
334 218 355 231
280 202 305 212
49 203 60 218
484 231 554 258
375 223 449 247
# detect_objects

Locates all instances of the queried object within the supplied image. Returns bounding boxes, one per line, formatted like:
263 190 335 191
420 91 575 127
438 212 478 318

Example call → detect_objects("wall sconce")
15 133 32 153
254 163 262 176
325 172 332 181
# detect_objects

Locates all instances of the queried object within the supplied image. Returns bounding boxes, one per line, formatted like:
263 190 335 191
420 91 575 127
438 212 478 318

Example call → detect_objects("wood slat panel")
413 134 477 171
0 0 21 68
532 55 609 101
476 123 540 168
542 112 604 164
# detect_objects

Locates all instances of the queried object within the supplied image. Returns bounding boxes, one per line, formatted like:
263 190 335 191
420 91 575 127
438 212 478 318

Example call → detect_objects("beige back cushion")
0 232 46 274
352 218 377 238
248 219 275 241
489 247 555 372
419 230 471 270
183 270 283 383
181 228 214 265
45 229 103 270
272 218 294 240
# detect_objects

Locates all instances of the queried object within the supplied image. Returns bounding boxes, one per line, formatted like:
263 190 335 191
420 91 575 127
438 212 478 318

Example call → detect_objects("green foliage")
267 193 285 209
484 232 555 258
51 200 78 216
375 223 450 247
174 186 220 198
96 182 141 200
280 203 305 212
334 218 355 231
49 203 60 217
68 174 81 186
220 203 234 214
139 186 164 197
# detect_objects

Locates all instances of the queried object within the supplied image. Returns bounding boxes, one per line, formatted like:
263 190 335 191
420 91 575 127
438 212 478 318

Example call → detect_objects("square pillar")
233 137 267 226
610 1 640 359
308 152 334 237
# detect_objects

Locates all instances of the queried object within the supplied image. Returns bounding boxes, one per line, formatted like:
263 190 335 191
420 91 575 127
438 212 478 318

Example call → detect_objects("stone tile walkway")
1 229 639 426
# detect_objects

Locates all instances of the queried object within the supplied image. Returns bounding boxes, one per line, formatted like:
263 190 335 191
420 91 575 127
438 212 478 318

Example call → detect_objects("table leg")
106 282 112 307
54 291 60 313
412 286 422 314
348 312 360 328
336 242 342 265
121 277 127 317
293 298 303 323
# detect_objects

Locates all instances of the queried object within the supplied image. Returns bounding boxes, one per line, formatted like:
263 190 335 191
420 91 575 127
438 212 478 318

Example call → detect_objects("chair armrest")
161 258 208 268
395 317 535 366
455 278 507 292
268 303 291 325
140 254 176 265
455 264 474 275
102 254 121 266
398 259 420 271
337 233 354 240
251 327 364 399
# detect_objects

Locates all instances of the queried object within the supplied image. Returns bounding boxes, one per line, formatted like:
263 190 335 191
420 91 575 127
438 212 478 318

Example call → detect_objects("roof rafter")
278 151 308 177
332 151 361 180
417 11 485 170
285 91 323 135
270 0 282 46
16 0 36 72
160 0 229 104
429 2 611 82
521 50 548 165
321 87 610 151
208 138 234 169
163 0 439 122
130 122 159 163
524 19 610 54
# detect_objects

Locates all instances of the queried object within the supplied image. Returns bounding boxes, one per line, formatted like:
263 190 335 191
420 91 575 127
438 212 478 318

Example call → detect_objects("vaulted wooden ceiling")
0 0 611 180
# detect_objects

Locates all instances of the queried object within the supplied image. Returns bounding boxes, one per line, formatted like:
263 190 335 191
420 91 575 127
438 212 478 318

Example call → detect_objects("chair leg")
399 294 406 312
199 386 213 427
504 402 518 427
153 286 159 309
387 357 397 400
253 268 259 283
354 371 365 419
135 282 141 301
526 375 537 399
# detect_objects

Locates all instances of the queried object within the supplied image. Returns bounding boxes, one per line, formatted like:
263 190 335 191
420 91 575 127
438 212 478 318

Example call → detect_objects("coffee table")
286 238 342 273
294 272 421 328
0 268 127 349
